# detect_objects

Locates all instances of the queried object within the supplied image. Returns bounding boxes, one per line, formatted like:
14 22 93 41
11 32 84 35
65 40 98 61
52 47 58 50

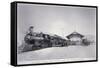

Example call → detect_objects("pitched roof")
66 31 84 39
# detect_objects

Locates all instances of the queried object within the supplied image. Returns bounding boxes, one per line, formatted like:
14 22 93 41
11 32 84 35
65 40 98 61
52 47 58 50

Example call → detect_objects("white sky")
17 3 96 45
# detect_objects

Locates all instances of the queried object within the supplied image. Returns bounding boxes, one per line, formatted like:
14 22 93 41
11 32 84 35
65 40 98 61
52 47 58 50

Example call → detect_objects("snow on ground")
17 44 96 65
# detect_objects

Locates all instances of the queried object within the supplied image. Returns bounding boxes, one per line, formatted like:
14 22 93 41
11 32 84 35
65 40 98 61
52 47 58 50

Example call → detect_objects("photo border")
11 1 98 66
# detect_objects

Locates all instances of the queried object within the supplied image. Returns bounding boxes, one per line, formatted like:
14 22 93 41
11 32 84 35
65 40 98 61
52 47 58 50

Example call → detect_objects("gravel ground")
17 44 96 65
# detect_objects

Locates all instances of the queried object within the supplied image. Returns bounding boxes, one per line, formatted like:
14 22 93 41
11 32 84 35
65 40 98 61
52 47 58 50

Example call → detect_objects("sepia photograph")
15 2 97 65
